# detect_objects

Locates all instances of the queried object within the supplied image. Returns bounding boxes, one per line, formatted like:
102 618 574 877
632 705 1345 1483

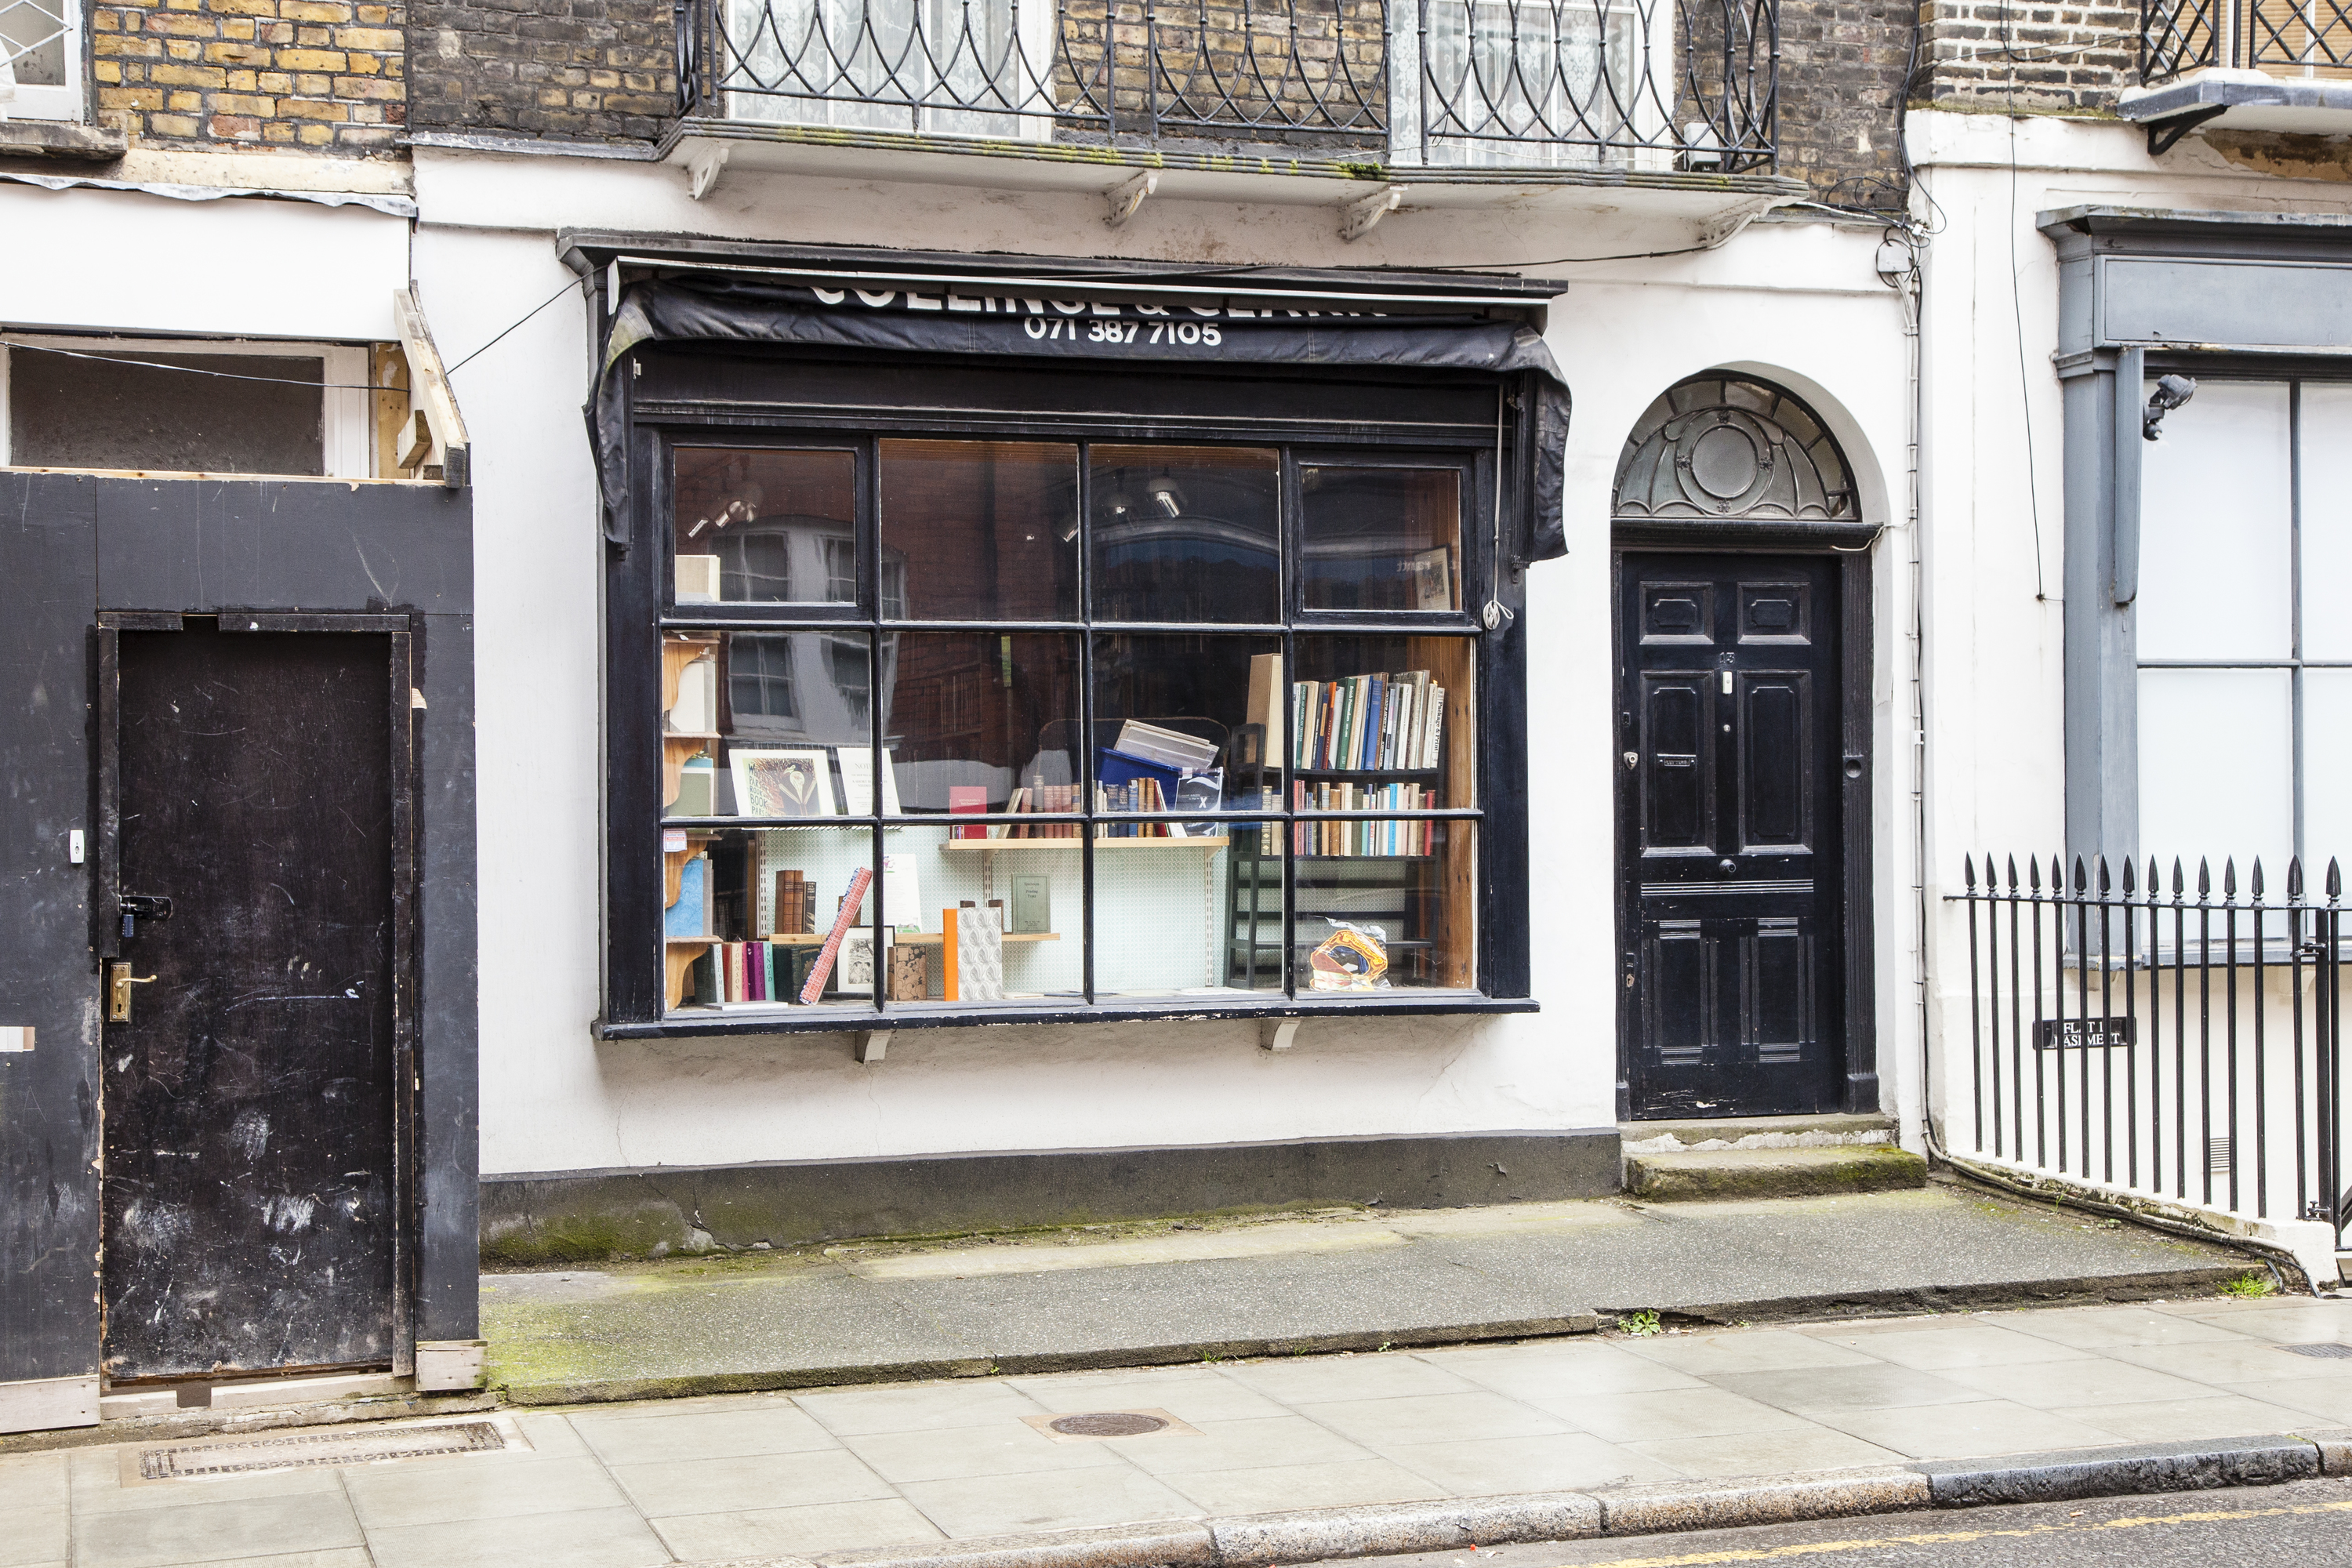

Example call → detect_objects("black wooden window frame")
600 358 1537 1038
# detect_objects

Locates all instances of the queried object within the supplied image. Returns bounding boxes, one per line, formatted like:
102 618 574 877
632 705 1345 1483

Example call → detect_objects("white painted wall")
414 151 1913 1178
1904 110 2347 1142
0 183 408 341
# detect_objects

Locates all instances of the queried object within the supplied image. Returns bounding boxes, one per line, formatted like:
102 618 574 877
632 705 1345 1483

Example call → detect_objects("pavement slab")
481 1182 2252 1401
19 1294 2352 1567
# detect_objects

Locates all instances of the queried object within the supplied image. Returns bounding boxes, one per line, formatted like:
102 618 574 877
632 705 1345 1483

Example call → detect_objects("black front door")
100 623 405 1381
1618 553 1844 1118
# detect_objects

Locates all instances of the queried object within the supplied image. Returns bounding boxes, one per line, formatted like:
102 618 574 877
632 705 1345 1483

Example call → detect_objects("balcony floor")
664 116 1805 244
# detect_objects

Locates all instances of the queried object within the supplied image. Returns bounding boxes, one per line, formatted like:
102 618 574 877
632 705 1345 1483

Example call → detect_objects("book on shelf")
1007 781 1081 838
772 868 815 935
1291 672 1443 773
1093 776 1178 837
948 786 989 840
1291 781 1436 857
1245 652 1284 766
1112 720 1220 775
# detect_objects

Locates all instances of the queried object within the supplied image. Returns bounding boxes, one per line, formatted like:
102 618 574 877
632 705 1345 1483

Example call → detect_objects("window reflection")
1090 445 1279 623
882 439 1079 620
1300 465 1463 612
673 448 858 607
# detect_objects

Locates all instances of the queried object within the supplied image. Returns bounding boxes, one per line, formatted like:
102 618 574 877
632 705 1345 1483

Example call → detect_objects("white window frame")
0 337 375 477
0 0 84 123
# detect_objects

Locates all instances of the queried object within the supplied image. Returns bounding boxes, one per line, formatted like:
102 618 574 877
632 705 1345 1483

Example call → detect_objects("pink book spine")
799 866 873 1004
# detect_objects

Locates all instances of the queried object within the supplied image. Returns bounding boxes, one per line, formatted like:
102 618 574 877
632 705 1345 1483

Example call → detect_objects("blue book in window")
666 855 708 938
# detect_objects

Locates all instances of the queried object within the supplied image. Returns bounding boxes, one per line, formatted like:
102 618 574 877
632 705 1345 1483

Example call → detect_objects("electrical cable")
0 274 587 392
2003 0 2051 602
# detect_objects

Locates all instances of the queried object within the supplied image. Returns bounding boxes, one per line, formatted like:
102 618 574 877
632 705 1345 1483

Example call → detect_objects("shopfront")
576 240 1570 1043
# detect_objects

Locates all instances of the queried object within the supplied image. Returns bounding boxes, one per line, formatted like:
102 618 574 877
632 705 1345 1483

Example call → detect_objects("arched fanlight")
1613 376 1857 521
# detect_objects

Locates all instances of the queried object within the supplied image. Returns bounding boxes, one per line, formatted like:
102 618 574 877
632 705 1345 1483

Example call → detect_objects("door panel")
1620 553 1843 1118
101 626 401 1381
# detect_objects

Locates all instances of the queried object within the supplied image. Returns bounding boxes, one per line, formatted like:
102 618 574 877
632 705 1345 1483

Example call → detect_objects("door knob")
107 961 156 1025
1719 859 1737 875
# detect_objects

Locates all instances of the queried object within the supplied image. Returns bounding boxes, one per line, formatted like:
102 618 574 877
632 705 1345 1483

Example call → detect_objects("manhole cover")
1049 1412 1169 1438
140 1420 506 1480
2285 1342 2352 1359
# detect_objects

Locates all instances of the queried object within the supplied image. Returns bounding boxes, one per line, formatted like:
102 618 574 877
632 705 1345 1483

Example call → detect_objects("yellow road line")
1552 1497 2352 1568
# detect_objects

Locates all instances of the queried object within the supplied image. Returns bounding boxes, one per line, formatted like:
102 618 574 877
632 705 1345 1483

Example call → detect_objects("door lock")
118 893 172 941
1623 751 1639 770
107 961 156 1024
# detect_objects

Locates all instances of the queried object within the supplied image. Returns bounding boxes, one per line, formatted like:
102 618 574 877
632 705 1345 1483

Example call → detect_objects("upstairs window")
1 0 79 122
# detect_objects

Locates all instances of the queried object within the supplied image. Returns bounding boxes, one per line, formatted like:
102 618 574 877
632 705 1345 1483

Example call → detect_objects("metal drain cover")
2285 1342 2352 1359
140 1420 507 1480
1049 1412 1170 1438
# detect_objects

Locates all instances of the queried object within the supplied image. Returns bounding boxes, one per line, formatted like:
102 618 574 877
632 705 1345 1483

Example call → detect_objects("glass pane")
879 632 1080 816
1091 829 1279 999
662 630 876 820
1290 634 1475 808
673 447 858 607
2138 381 2291 661
1090 445 1279 622
1295 820 1475 992
1091 634 1283 815
2137 667 2292 874
8 351 324 474
872 829 1083 1009
2301 386 2352 662
880 439 1079 621
2305 669 2352 869
662 826 875 1012
1300 464 1463 612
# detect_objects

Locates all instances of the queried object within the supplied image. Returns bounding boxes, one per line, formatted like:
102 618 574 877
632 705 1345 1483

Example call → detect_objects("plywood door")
101 626 401 1381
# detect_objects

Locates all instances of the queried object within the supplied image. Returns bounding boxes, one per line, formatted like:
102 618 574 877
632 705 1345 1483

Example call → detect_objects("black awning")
587 268 1571 564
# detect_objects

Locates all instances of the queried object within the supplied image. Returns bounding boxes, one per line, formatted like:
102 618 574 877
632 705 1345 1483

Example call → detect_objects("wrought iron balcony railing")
676 0 1777 172
2143 0 2352 82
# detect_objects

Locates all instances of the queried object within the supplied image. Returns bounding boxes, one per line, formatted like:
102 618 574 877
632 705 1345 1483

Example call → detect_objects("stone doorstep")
1624 1143 1930 1202
1621 1112 1900 1153
757 1432 2352 1568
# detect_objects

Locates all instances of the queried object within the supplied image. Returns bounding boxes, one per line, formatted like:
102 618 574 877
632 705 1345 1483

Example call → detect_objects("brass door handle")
107 960 157 1024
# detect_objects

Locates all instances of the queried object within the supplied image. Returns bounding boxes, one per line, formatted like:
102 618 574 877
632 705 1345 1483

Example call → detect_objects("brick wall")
1773 0 1916 207
93 0 405 149
1917 0 2138 112
407 0 674 143
401 0 1921 201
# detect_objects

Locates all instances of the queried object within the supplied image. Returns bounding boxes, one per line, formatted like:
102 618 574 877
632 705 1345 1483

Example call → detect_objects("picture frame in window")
833 746 903 817
729 748 838 818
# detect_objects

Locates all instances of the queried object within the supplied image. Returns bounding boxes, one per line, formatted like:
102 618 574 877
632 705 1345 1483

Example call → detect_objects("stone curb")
495 1270 2249 1407
688 1429 2352 1568
498 1317 1602 1407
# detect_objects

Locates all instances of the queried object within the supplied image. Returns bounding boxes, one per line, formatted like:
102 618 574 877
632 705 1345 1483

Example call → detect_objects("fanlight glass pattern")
1613 376 1854 521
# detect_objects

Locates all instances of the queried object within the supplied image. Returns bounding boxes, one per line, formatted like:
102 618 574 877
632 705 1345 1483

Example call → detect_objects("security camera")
2143 375 2197 441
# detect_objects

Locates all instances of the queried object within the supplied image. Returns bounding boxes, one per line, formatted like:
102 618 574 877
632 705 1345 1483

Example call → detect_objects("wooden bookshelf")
940 837 1229 851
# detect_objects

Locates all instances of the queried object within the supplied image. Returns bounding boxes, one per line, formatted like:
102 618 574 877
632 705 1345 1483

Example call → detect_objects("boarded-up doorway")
97 615 414 1382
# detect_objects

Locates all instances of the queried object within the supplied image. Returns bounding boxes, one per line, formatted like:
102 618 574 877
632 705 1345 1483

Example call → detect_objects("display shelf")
739 930 1062 946
1293 768 1441 779
940 837 1230 851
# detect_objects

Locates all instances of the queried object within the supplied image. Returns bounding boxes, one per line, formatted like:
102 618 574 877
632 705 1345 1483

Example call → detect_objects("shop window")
635 430 1501 1025
2136 376 2352 869
0 339 378 476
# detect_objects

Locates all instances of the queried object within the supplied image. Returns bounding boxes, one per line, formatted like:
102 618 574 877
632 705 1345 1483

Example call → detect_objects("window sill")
0 120 126 162
599 992 1537 1040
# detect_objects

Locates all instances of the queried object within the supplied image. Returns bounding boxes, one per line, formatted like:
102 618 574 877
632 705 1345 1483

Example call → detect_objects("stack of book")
1293 671 1443 772
998 782 1082 838
1292 782 1437 857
